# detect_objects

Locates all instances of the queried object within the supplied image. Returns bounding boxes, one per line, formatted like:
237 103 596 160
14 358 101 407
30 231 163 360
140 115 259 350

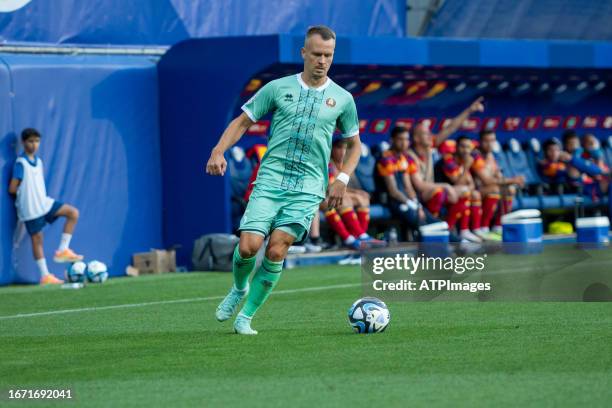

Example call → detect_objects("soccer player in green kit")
206 26 362 335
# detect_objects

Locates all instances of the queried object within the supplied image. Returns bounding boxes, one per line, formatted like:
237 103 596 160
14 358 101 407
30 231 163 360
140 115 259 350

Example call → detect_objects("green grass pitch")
1 265 611 407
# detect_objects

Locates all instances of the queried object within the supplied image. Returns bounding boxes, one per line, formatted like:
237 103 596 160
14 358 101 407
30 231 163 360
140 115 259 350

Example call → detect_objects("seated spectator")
437 136 484 242
539 138 571 191
375 126 456 242
562 131 609 197
324 138 383 248
472 130 524 236
406 98 484 231
582 133 610 198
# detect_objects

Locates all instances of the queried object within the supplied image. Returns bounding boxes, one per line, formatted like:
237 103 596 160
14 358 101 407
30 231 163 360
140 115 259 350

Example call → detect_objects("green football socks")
232 245 256 291
239 256 283 318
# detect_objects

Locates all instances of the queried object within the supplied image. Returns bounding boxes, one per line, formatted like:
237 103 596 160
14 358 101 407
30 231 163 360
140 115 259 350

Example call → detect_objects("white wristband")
336 172 350 186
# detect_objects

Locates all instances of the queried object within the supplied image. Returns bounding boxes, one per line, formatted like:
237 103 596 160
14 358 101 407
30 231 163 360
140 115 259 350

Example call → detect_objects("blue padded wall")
0 54 162 284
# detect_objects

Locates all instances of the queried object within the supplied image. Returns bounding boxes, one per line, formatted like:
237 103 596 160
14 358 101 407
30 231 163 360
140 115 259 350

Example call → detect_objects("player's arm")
8 178 20 195
327 134 361 209
8 161 23 195
411 171 458 202
328 96 361 208
473 167 500 186
382 174 411 203
207 82 276 176
409 170 431 195
206 112 254 176
434 97 484 147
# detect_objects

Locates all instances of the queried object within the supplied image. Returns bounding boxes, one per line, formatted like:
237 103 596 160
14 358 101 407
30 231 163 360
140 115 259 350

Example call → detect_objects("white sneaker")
304 242 322 253
287 245 306 255
215 284 249 322
460 230 483 243
475 229 502 242
338 255 361 266
234 314 258 335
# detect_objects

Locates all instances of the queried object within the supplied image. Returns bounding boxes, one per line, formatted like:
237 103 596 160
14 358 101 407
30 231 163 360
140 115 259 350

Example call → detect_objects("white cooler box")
502 210 543 243
576 217 610 244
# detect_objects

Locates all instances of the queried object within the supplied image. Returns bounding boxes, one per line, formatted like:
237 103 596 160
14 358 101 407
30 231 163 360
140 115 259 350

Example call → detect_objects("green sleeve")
241 82 276 121
336 96 359 138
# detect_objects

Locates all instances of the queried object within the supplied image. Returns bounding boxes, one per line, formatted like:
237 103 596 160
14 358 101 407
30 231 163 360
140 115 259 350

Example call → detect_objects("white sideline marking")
0 283 361 321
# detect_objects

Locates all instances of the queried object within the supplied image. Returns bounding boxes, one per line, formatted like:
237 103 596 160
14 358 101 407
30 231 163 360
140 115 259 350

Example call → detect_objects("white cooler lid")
419 221 449 233
576 217 610 228
421 230 449 236
501 209 542 225
502 218 542 225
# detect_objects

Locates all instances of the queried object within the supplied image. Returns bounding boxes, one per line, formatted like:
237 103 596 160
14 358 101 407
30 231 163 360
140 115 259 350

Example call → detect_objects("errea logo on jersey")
0 0 32 12
284 93 293 102
326 98 336 108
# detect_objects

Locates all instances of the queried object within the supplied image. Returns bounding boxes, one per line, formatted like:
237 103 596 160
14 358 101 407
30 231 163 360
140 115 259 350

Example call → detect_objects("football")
348 297 390 334
65 261 87 283
86 260 108 283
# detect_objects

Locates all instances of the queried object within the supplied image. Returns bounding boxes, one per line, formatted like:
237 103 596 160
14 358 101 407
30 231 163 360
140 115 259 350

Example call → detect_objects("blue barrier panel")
0 54 162 284
0 57 16 285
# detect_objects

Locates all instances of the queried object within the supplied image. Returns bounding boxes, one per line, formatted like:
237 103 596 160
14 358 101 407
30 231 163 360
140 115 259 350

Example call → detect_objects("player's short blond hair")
305 25 336 42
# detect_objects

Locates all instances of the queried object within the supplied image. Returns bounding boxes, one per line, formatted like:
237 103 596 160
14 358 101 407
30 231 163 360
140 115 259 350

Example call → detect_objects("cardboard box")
132 249 176 275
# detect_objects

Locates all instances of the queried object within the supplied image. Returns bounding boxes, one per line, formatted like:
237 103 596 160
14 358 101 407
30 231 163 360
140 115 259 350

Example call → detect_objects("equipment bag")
192 234 239 271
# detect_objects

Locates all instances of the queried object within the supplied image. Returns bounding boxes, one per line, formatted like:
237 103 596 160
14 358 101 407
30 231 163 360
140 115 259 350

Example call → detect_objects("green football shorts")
239 185 322 244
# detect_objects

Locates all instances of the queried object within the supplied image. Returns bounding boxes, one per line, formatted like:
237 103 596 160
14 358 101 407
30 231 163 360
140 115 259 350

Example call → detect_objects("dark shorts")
24 201 64 235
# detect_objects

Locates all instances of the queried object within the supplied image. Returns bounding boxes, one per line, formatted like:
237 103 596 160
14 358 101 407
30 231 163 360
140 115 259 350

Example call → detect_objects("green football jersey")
241 73 359 198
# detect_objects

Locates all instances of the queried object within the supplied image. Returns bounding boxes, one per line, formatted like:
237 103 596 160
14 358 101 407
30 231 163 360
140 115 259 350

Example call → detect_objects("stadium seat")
431 147 441 164
524 138 543 181
506 138 539 186
228 146 252 197
506 138 562 210
516 195 540 210
227 146 253 228
492 140 514 178
605 135 612 169
369 141 390 159
369 204 391 219
355 143 376 194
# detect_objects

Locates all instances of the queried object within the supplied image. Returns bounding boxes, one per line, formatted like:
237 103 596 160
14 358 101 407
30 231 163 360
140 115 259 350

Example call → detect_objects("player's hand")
442 183 458 202
560 151 572 162
515 175 526 187
206 149 227 176
418 207 425 221
469 97 485 113
327 180 347 209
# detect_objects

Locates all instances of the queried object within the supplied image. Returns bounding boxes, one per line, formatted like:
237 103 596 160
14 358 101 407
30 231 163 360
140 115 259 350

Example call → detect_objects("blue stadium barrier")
0 54 162 285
